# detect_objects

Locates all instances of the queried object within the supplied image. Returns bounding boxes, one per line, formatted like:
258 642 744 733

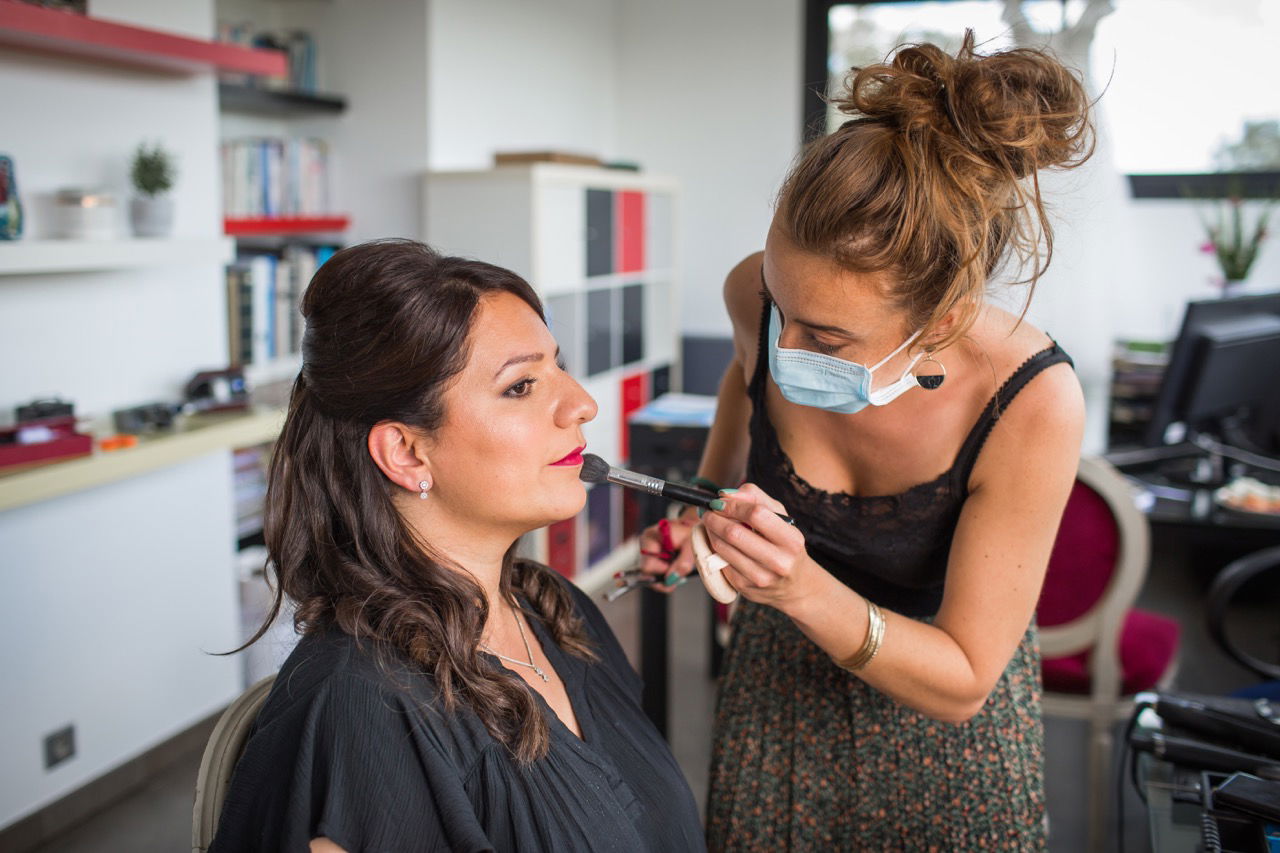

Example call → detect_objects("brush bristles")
579 453 611 484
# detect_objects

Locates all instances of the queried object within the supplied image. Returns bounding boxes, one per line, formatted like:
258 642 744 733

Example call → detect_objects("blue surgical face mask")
767 305 928 414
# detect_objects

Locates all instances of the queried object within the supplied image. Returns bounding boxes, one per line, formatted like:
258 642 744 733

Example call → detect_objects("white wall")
1115 199 1280 339
426 0 619 171
299 0 430 241
0 456 239 826
616 0 804 337
422 0 803 341
0 0 240 827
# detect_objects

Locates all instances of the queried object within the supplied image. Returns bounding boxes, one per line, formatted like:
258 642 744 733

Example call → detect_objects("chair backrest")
192 674 276 853
1037 455 1151 693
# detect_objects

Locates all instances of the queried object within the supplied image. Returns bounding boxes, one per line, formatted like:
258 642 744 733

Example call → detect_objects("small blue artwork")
0 155 23 240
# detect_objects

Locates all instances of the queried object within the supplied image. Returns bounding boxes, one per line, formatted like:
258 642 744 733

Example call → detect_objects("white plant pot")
129 195 174 238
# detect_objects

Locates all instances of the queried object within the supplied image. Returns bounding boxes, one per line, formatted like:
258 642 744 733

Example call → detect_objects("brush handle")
606 464 795 525
663 480 795 525
660 480 718 508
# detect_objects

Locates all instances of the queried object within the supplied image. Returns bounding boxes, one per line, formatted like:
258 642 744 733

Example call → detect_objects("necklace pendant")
533 665 550 683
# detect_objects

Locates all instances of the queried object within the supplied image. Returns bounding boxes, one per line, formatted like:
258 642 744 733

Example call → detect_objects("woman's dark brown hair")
779 30 1094 348
244 239 594 763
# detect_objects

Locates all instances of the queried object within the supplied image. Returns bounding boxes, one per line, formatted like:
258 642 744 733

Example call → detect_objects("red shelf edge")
223 216 351 237
0 0 286 75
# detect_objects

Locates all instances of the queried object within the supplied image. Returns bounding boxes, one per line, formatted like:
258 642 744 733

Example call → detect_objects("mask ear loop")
914 354 946 390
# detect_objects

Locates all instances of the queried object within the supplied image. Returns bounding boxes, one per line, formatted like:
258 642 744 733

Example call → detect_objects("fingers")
669 537 697 576
636 515 697 589
705 492 803 558
706 533 774 589
725 482 788 516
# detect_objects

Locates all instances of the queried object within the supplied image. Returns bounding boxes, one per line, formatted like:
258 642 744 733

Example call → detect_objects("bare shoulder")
723 251 766 368
967 312 1085 491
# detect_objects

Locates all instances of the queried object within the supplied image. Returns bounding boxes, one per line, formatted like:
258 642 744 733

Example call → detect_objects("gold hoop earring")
915 355 946 390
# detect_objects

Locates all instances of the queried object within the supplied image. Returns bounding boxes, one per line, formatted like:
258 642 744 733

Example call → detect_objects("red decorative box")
0 415 93 472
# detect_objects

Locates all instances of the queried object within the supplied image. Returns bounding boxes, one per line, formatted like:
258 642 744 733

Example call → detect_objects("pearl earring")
419 480 431 500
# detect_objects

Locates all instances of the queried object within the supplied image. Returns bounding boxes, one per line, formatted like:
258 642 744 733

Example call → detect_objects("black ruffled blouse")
210 578 705 852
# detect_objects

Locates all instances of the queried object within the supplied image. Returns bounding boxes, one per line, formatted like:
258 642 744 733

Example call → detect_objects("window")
804 0 1280 197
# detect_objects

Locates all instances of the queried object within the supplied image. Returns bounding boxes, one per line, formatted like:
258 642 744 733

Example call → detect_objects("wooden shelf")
0 407 284 513
224 216 349 237
218 82 347 117
0 237 234 276
0 0 286 75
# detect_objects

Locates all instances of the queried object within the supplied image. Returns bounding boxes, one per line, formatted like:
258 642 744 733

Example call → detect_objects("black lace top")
746 298 1073 617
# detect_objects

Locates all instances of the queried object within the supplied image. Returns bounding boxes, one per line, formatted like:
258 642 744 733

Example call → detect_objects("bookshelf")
1109 338 1170 448
425 163 681 588
0 0 285 75
0 237 234 276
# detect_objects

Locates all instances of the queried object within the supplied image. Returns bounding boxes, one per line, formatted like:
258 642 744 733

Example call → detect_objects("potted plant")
129 142 176 238
1191 180 1276 295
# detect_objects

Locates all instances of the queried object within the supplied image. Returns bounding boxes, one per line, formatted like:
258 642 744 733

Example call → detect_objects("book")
221 137 334 218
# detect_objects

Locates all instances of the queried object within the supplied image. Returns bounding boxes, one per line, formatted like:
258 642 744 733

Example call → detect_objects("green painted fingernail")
718 488 739 495
708 498 726 511
664 571 680 587
697 505 706 518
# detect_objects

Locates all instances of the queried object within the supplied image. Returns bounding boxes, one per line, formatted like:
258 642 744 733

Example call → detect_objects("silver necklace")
481 603 549 683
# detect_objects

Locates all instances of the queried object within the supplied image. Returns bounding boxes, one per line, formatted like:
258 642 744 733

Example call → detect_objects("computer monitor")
1144 291 1280 454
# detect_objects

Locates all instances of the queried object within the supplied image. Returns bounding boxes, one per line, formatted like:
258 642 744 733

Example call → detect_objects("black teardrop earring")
915 354 946 390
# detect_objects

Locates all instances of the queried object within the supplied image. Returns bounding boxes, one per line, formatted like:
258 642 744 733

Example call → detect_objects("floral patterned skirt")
706 601 1046 852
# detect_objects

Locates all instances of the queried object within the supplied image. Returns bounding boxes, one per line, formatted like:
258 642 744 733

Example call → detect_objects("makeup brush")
579 453 794 525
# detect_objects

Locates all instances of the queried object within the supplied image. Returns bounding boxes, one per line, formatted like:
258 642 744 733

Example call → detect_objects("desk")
627 394 718 736
1104 445 1280 559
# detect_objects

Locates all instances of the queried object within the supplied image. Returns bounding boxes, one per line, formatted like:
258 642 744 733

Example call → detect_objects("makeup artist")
212 240 704 852
641 33 1094 850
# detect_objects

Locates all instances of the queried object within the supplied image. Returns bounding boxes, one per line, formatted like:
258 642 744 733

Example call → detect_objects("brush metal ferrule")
607 467 665 496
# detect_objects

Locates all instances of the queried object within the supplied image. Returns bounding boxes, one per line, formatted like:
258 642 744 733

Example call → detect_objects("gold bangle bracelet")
836 598 885 672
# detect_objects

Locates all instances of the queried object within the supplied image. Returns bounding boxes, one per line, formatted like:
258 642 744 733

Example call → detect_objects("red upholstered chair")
1036 455 1180 850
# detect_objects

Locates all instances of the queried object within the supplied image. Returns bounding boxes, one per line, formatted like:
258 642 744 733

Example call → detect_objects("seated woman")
211 240 704 853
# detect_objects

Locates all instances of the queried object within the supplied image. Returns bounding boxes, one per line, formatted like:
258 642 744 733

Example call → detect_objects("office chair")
191 674 275 853
1206 544 1280 700
1036 454 1181 851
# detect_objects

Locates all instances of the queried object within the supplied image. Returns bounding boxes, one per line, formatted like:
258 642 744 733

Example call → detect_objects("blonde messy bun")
778 30 1094 347
836 31 1092 179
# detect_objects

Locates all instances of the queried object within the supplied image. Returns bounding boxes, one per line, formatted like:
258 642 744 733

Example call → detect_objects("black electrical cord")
1200 810 1223 853
1118 698 1157 853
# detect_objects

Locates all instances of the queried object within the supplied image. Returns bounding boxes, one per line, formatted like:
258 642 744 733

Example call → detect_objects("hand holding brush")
580 455 747 604
578 454 793 524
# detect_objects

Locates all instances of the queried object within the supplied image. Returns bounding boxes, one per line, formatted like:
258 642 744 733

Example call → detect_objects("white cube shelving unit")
424 163 681 594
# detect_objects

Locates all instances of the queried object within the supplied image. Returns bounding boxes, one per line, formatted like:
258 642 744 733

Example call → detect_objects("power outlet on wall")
44 724 76 770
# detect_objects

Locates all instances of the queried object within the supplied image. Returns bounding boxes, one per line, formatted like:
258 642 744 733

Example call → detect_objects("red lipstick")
551 445 585 466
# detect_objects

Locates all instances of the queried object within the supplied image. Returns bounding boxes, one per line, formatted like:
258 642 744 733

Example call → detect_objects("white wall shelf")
0 237 235 276
0 407 283 513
